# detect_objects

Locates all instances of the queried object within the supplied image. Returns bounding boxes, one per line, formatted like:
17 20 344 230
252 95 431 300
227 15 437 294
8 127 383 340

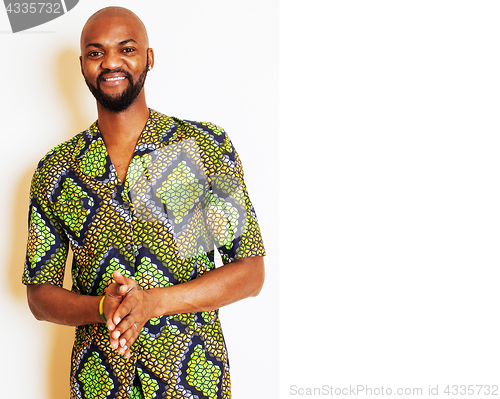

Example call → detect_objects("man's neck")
95 93 151 183
96 94 150 148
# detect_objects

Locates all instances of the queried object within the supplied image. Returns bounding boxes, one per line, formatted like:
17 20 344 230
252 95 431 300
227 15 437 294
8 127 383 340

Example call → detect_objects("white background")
0 1 278 398
280 1 500 398
3 0 500 398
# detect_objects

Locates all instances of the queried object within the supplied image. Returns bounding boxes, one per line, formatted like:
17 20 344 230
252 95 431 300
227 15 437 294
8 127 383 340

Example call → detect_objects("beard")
84 60 149 113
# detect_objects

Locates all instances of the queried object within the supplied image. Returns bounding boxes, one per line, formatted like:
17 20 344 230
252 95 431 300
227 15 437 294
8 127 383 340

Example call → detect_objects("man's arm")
107 256 265 358
26 256 264 358
26 284 123 327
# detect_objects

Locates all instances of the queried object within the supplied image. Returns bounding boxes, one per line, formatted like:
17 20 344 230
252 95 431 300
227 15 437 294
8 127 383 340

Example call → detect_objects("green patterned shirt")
23 109 265 399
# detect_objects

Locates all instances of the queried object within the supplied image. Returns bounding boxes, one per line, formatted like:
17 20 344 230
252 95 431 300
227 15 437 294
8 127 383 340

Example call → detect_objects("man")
23 6 265 399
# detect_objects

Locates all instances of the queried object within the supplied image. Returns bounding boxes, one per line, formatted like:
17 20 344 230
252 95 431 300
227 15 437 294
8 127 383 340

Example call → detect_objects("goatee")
84 62 149 113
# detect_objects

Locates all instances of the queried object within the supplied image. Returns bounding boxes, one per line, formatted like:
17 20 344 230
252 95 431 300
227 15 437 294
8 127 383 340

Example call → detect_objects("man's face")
80 14 152 113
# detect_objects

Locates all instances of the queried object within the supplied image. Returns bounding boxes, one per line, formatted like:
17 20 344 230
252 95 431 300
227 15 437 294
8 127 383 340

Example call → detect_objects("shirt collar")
69 109 178 184
71 109 177 161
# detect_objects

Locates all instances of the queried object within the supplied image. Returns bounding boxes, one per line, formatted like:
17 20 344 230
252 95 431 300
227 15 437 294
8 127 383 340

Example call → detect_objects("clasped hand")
102 271 152 359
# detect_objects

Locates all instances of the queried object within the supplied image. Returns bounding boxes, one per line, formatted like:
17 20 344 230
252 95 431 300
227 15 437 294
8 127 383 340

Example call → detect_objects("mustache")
96 69 133 85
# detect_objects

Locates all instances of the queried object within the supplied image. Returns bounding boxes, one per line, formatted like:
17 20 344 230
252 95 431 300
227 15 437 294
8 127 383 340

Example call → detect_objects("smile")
104 76 126 81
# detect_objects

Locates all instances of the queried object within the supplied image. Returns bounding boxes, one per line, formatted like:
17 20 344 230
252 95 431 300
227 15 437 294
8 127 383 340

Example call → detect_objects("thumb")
112 271 134 295
112 270 128 285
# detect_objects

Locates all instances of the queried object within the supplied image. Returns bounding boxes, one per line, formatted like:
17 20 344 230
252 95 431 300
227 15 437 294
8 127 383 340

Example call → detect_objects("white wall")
280 1 500 398
0 1 278 398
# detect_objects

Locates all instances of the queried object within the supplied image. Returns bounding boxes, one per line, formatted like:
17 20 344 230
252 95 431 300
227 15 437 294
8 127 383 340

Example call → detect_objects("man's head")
80 7 154 113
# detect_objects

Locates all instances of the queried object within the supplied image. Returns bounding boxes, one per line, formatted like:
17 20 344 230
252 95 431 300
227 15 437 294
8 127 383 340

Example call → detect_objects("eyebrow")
85 38 138 48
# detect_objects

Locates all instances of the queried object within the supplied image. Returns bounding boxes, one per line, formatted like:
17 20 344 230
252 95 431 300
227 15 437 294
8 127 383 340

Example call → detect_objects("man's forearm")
147 256 265 318
27 256 265 329
27 283 103 326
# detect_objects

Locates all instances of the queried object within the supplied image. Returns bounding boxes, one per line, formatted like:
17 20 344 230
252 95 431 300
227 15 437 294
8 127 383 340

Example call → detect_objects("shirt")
23 109 266 399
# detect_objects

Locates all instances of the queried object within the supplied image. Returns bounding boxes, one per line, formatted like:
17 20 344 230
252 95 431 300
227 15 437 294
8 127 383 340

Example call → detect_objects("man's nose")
101 51 123 70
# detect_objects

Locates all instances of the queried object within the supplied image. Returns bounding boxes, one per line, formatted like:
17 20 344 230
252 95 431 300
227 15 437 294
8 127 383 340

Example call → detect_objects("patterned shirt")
23 109 265 399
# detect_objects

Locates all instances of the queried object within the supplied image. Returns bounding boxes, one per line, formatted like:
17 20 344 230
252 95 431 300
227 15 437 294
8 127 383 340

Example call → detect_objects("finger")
110 319 136 350
113 317 138 348
112 270 125 283
111 310 137 340
107 316 117 332
113 309 144 345
110 272 137 299
116 322 141 357
110 333 119 350
122 345 132 360
112 270 136 288
110 294 139 328
114 340 131 359
103 293 122 331
105 283 125 300
106 283 120 297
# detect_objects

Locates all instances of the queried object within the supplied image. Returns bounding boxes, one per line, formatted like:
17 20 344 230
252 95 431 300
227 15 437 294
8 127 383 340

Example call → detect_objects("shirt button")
122 201 131 210
125 243 133 252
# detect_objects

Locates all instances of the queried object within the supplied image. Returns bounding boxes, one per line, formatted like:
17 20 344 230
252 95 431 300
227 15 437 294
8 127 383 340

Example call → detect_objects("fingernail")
120 338 126 347
114 317 121 325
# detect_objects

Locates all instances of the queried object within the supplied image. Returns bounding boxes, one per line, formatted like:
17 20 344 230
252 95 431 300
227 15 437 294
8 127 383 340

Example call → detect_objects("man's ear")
79 55 83 76
147 48 155 69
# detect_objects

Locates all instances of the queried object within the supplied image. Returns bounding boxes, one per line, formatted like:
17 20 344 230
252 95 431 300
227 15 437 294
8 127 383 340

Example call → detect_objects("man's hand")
101 256 264 359
101 283 127 329
104 271 153 359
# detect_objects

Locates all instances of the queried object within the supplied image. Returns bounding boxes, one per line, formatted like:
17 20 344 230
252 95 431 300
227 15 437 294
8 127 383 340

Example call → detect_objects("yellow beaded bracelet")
99 296 106 323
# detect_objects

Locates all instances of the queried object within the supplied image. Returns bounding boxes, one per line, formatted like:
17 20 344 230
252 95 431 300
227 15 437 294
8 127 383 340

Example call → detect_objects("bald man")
23 7 266 399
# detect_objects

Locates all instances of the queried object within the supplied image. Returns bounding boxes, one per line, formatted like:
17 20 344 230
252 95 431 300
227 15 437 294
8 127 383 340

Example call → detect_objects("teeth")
105 77 126 81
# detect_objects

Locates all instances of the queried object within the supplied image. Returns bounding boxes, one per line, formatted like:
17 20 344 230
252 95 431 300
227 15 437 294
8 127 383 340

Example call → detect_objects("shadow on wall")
7 47 93 399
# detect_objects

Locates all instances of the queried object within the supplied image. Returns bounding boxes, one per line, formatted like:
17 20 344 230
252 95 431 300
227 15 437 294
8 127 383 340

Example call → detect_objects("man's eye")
88 51 101 57
123 48 135 53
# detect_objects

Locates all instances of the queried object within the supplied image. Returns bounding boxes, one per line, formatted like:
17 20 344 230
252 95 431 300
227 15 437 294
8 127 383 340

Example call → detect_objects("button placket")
120 192 135 256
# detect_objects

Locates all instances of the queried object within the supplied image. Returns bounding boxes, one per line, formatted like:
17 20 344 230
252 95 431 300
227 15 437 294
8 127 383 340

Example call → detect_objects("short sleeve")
207 130 266 264
22 167 69 286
